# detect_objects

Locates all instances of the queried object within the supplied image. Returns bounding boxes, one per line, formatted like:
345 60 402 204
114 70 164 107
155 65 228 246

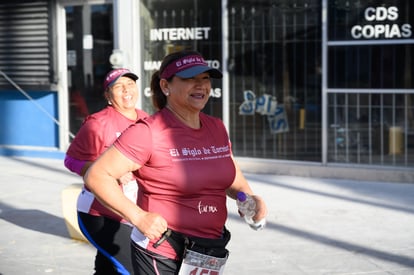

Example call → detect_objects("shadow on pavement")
0 201 70 239
228 212 414 268
246 174 414 215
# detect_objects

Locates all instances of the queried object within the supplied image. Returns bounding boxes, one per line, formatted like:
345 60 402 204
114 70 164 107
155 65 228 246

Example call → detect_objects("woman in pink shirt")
84 51 267 274
65 68 148 275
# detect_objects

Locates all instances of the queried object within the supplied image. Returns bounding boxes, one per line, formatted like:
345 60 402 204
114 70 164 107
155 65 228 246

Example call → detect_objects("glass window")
228 0 322 161
328 93 414 166
140 0 223 117
328 44 414 89
327 0 414 167
66 4 113 135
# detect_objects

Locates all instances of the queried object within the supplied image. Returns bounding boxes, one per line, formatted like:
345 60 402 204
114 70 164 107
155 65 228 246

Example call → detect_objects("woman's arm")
226 156 268 223
83 145 168 240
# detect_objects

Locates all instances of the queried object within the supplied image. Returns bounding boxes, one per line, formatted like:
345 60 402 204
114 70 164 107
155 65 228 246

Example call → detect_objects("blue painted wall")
0 91 64 159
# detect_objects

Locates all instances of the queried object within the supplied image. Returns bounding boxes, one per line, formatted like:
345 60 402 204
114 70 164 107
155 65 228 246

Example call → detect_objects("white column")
113 0 142 108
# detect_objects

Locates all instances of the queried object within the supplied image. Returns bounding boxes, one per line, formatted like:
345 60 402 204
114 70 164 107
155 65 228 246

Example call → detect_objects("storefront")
0 0 413 181
138 0 413 172
325 0 414 168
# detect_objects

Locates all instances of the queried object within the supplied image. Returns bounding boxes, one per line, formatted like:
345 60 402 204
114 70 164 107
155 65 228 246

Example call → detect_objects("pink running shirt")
114 108 236 259
66 106 148 222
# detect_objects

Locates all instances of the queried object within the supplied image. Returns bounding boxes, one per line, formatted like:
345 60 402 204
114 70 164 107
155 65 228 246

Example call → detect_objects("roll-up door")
0 0 54 90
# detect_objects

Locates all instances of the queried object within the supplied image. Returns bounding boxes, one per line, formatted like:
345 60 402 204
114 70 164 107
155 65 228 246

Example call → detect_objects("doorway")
65 3 113 135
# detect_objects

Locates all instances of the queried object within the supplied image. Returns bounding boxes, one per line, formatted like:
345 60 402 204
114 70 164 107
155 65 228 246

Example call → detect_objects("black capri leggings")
78 212 133 275
131 241 180 275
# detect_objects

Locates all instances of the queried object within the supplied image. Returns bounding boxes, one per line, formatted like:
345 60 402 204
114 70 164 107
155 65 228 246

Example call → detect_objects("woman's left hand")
251 195 268 222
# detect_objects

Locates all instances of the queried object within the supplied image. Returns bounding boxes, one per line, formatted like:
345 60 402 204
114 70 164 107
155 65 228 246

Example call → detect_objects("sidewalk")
0 156 413 275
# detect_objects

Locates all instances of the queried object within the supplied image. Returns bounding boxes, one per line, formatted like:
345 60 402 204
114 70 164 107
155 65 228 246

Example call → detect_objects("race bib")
122 180 138 203
178 249 228 275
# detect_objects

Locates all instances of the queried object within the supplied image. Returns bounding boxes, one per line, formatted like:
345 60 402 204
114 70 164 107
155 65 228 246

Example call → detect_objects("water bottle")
236 191 266 230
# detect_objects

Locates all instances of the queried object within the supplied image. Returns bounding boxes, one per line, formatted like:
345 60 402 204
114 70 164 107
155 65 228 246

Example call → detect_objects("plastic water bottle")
236 191 266 230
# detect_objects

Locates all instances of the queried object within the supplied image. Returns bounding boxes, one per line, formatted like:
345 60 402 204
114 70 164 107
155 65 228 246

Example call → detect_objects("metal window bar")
250 6 257 157
229 1 322 161
241 6 248 155
325 0 413 168
0 70 75 139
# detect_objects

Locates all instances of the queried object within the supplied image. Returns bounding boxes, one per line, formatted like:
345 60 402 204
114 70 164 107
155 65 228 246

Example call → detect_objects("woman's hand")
134 212 168 240
251 195 268 222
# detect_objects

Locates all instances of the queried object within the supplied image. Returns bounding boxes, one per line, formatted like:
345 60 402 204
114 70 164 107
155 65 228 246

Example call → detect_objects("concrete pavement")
0 156 413 275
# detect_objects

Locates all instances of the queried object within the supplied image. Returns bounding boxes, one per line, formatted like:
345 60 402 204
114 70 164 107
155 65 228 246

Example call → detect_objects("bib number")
122 180 138 203
178 249 227 275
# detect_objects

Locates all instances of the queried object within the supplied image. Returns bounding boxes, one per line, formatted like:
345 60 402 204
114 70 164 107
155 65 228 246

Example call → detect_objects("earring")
165 90 170 96
108 100 112 105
